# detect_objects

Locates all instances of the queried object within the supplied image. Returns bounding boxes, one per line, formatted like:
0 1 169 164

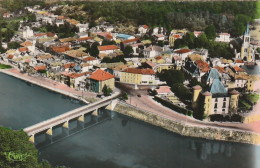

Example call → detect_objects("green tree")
0 127 51 168
89 42 99 57
7 42 20 49
158 69 185 86
102 85 112 96
123 45 134 56
196 33 208 48
172 83 191 100
205 25 216 40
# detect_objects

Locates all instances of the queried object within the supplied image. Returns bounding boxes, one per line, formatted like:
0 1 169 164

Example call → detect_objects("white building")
23 26 34 39
138 25 149 34
143 46 162 58
215 33 230 43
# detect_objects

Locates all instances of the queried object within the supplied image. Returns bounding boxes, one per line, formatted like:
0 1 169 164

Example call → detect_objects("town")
0 4 260 125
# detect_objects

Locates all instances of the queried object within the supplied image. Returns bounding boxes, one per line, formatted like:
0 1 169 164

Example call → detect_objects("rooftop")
90 69 115 81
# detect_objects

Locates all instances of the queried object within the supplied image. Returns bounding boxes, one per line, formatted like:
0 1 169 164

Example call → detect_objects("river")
0 72 260 168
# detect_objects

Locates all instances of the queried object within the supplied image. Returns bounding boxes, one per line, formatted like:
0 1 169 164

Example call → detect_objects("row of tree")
59 1 257 36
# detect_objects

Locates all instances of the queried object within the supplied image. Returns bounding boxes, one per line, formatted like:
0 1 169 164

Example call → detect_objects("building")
143 46 162 58
215 33 230 43
138 25 149 34
192 68 240 120
238 23 255 62
90 69 115 93
120 68 156 85
98 45 119 55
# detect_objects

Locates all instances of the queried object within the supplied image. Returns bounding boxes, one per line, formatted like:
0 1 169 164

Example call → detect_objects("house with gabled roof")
98 45 119 55
90 69 115 93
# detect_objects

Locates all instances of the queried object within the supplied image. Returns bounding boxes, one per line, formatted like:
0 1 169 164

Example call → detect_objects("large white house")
215 33 230 43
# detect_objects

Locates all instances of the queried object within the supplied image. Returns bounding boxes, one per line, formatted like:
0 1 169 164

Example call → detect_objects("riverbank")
114 102 260 146
0 68 98 104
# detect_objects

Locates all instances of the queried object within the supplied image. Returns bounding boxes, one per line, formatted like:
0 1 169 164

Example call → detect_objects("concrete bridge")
24 91 120 143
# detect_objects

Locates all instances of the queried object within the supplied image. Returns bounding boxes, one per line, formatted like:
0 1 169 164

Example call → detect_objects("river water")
0 72 260 168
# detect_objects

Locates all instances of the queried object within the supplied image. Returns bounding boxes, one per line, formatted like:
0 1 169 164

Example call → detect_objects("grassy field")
0 64 12 69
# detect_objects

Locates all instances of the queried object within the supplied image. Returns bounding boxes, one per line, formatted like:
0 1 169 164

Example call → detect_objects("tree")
158 69 185 86
123 45 133 57
102 85 112 96
172 83 191 100
158 41 164 47
7 42 20 49
205 25 216 40
0 127 51 168
121 92 128 100
89 42 99 57
196 33 208 48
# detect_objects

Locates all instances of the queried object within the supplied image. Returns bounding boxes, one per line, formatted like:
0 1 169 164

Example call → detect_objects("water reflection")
39 112 259 168
189 140 232 160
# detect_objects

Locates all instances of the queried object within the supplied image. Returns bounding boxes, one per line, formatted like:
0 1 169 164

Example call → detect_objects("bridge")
24 91 120 143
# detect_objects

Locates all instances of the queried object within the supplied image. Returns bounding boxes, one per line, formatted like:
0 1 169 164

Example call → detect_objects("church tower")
240 23 254 62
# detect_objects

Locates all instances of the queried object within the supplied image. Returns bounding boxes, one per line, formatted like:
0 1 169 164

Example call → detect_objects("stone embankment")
0 69 90 104
115 102 260 145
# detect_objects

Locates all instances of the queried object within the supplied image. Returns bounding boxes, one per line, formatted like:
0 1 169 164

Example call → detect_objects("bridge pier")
62 121 69 136
45 128 53 143
29 135 35 144
92 109 99 117
77 115 84 129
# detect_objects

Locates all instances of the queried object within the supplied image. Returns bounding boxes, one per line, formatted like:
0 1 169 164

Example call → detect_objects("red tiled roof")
233 66 246 72
175 49 192 54
155 86 171 94
123 68 155 75
155 56 163 60
196 60 210 72
47 32 55 37
67 73 85 78
8 55 14 59
58 16 68 20
20 41 32 47
18 47 28 53
202 91 212 96
83 56 97 62
52 46 71 53
122 38 139 44
106 34 113 40
77 37 93 42
35 33 47 37
98 45 119 51
214 66 226 73
143 25 149 29
63 63 75 69
90 69 115 81
3 13 9 16
34 65 46 71
193 85 202 90
173 34 180 38
229 90 239 95
235 59 244 63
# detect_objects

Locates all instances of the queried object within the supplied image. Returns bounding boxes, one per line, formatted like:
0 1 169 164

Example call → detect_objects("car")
137 94 141 97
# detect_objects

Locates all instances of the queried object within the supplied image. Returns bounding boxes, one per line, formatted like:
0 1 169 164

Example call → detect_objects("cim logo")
3 151 30 162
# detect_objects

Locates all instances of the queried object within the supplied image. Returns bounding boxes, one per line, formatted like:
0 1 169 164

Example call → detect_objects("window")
223 102 226 108
215 103 217 108
223 98 226 101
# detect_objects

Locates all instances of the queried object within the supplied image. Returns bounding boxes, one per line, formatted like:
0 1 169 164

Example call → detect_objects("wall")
114 102 260 145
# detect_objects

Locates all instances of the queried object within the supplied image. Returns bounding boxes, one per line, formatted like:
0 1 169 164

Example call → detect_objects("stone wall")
114 102 260 145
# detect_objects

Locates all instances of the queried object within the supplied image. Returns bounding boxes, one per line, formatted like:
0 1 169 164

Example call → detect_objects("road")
116 82 260 134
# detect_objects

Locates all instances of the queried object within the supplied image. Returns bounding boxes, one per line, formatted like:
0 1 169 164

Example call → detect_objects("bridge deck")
24 91 120 136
